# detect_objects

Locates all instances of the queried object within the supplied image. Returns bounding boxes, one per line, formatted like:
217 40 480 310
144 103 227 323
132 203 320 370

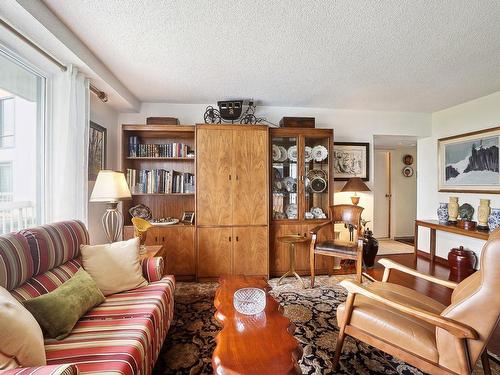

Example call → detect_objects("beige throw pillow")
0 286 46 368
80 238 147 296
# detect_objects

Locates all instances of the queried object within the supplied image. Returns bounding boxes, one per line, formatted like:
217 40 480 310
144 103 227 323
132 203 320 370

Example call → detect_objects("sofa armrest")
1 364 79 375
141 256 164 282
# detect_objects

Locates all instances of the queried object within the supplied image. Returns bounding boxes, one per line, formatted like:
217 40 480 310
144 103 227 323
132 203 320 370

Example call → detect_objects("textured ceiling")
42 0 500 112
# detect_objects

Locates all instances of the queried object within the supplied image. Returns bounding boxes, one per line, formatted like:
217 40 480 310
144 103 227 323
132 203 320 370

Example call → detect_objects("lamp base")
102 202 123 243
350 196 360 205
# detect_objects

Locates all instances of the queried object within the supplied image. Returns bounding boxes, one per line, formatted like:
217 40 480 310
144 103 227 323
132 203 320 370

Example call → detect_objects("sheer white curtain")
46 65 89 224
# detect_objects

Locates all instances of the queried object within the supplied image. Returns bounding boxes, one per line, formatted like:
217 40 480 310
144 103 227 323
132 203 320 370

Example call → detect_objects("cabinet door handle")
304 233 307 237
162 236 165 242
236 236 239 241
235 175 239 180
155 236 158 242
229 174 231 180
229 236 231 242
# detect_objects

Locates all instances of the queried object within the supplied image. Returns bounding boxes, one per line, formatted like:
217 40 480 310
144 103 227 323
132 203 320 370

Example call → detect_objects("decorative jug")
488 208 500 231
437 203 448 223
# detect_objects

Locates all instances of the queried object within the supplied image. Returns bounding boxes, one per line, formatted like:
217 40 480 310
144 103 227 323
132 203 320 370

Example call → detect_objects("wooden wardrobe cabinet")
196 124 269 279
197 226 269 278
124 225 196 280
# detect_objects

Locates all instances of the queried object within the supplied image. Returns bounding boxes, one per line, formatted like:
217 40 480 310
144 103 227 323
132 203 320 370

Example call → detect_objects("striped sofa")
0 220 175 375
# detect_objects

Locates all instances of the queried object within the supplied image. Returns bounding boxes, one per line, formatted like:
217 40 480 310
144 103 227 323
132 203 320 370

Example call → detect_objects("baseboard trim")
416 250 449 266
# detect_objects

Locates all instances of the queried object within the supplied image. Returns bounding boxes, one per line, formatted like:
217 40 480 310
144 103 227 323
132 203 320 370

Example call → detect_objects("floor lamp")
90 170 132 243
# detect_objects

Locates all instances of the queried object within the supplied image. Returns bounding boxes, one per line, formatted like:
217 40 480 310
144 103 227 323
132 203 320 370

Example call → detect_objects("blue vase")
437 203 449 223
488 208 500 231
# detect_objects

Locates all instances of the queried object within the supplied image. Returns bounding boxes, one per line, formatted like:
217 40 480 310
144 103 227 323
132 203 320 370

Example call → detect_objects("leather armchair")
333 228 500 375
310 204 364 287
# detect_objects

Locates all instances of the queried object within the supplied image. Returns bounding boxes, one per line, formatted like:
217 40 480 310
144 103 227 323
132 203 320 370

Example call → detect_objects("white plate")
150 218 179 226
305 146 313 162
312 145 328 162
287 145 298 162
282 177 297 192
272 145 281 161
277 146 288 162
285 204 298 219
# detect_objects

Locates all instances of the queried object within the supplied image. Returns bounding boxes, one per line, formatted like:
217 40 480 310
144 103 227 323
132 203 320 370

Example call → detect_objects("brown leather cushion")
314 240 357 255
337 282 446 362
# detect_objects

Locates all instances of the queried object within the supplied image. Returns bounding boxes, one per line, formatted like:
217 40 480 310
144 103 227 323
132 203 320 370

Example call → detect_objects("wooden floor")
363 253 500 357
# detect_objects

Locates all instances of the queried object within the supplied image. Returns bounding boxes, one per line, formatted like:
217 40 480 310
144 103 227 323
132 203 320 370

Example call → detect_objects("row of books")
128 136 194 158
126 168 195 194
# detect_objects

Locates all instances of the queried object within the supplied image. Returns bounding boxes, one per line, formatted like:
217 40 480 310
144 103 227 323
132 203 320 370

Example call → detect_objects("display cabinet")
270 128 334 276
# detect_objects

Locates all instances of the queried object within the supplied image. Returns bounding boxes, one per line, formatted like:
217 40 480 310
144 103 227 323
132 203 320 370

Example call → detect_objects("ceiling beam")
15 0 140 111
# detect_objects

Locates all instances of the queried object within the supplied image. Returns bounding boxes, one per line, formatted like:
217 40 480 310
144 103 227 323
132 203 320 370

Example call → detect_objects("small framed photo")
88 121 107 181
181 211 195 225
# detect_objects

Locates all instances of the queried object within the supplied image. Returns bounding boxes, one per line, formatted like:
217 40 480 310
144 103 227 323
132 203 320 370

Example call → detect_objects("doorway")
373 135 417 242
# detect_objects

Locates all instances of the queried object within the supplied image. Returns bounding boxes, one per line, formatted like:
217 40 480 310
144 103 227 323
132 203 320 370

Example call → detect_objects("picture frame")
333 142 370 181
181 211 195 225
88 121 107 181
438 126 500 193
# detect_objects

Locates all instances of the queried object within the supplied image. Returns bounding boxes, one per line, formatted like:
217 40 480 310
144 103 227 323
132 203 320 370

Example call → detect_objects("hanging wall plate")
403 154 413 165
402 166 414 177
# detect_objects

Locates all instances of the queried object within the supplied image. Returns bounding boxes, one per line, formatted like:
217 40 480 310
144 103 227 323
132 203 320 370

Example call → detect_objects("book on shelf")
128 136 194 158
126 168 195 194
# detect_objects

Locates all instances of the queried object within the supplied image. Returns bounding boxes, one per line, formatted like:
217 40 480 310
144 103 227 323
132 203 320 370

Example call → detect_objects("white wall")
118 103 432 227
88 94 119 244
417 91 500 260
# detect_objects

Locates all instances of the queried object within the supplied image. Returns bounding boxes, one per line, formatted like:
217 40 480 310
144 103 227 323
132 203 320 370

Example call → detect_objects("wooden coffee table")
212 275 302 375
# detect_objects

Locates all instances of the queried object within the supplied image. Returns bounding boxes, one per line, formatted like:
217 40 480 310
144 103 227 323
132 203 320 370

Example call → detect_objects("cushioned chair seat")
315 240 357 255
44 276 175 375
337 282 446 362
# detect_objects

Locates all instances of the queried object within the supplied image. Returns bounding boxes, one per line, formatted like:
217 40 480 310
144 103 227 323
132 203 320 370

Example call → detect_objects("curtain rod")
0 18 67 71
1 18 108 103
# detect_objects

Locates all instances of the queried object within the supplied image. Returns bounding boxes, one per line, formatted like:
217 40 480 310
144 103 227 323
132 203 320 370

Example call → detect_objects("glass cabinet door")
271 136 298 220
303 136 330 220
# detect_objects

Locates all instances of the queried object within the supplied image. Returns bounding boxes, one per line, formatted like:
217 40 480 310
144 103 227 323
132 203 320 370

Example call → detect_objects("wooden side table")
139 244 163 261
277 234 310 288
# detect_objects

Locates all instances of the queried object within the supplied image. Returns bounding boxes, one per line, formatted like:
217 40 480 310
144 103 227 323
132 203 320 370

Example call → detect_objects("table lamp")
90 170 132 243
341 177 370 205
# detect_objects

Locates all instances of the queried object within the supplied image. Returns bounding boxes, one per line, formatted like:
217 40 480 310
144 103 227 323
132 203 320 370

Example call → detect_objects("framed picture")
333 142 370 181
181 211 195 225
438 126 499 193
88 121 106 181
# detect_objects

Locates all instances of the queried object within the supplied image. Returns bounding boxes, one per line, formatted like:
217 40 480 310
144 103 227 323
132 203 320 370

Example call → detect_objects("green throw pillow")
23 268 105 340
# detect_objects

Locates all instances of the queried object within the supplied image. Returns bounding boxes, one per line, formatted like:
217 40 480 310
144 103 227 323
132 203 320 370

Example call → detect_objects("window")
0 49 45 234
0 97 15 148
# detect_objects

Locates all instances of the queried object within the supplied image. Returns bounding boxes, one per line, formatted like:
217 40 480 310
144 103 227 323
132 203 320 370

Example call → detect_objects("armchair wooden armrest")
339 280 477 339
378 258 458 289
310 220 332 238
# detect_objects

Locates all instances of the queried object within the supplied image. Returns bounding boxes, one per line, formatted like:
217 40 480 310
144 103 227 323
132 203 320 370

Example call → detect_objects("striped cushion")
0 233 34 290
45 276 175 375
21 221 89 276
1 364 79 375
141 257 164 282
10 259 81 302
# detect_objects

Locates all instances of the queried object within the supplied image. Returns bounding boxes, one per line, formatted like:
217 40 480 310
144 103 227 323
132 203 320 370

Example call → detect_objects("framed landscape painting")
88 121 107 181
333 142 370 181
438 126 500 193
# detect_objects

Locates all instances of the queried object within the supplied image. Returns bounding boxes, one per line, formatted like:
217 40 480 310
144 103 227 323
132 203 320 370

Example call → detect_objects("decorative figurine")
477 199 491 231
457 203 476 230
362 229 379 268
448 197 459 224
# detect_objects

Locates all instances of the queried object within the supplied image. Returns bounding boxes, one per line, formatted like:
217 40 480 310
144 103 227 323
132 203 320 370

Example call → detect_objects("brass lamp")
341 177 370 205
90 170 132 243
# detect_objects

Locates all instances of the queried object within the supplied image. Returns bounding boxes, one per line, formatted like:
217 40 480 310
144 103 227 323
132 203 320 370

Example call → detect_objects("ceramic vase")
448 197 459 223
437 203 448 223
488 208 500 231
477 199 491 230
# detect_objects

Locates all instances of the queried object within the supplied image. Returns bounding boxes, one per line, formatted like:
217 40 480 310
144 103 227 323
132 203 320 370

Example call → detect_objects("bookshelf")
121 124 197 281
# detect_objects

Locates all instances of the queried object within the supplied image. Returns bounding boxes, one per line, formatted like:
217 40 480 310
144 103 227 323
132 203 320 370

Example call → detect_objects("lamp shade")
90 170 132 202
341 177 371 193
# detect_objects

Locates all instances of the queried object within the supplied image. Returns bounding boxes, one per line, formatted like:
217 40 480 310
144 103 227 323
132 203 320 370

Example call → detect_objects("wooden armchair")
309 204 364 287
333 228 500 375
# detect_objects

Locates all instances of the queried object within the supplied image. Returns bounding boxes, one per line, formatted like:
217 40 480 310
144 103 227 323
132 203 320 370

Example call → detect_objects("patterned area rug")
153 276 499 374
